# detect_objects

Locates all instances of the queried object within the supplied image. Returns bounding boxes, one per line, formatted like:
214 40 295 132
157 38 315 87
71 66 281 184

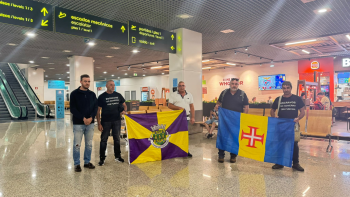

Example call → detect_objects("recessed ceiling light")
45 75 48 77
176 14 193 19
151 66 162 69
103 71 107 74
105 56 114 58
49 68 55 69
346 35 350 41
26 32 36 38
48 63 54 64
202 67 211 70
111 75 114 76
59 78 61 79
125 73 128 75
67 76 70 78
41 57 49 59
202 59 211 62
87 42 95 46
132 49 140 53
285 39 317 45
110 47 120 50
302 50 310 54
270 65 275 67
7 43 18 46
162 73 164 75
143 74 145 76
118 77 120 79
29 61 34 63
67 72 70 73
63 50 72 53
220 29 234 33
66 64 70 66
226 62 236 66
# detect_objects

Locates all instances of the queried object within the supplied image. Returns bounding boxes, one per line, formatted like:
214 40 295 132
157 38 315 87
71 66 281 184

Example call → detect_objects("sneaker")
207 134 212 139
83 163 95 169
292 164 304 172
188 152 193 157
115 157 124 163
218 157 224 163
272 164 284 169
230 156 237 163
74 165 82 172
98 160 105 166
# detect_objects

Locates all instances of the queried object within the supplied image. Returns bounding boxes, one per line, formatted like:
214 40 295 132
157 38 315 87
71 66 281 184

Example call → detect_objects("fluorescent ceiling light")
151 66 162 69
132 49 140 53
87 42 95 46
202 59 211 62
110 47 120 50
26 32 36 38
7 43 18 46
29 61 34 63
63 50 72 53
226 62 236 66
346 35 350 41
202 67 211 69
111 75 114 76
270 65 275 67
105 56 114 58
220 29 234 33
41 57 49 59
285 39 317 45
302 50 310 54
176 14 193 19
318 9 327 13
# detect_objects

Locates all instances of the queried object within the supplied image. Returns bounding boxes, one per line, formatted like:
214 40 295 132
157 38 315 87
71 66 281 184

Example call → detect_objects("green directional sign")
54 7 128 44
0 0 53 31
128 21 176 53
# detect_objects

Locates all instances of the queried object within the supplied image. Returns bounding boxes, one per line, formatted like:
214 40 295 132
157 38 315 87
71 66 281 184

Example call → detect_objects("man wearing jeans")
70 74 98 172
97 80 127 166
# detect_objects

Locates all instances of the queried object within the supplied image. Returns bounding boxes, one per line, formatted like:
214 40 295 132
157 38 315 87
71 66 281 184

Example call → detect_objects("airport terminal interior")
1 0 350 196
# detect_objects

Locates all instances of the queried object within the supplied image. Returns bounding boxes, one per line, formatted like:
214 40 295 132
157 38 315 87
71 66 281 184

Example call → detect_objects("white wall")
94 75 169 101
202 61 299 102
27 68 44 101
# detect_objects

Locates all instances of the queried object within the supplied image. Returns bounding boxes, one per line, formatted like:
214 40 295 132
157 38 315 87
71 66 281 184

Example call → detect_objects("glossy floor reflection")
0 117 350 197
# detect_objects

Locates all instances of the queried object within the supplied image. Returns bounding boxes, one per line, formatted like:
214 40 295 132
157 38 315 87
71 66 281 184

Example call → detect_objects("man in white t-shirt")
317 92 331 110
168 81 195 157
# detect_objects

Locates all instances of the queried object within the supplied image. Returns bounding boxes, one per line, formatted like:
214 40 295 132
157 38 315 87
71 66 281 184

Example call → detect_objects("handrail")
0 75 22 118
0 70 27 118
7 63 49 117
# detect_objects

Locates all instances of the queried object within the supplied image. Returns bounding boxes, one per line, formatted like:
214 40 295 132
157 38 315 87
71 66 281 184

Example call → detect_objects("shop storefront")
334 56 350 102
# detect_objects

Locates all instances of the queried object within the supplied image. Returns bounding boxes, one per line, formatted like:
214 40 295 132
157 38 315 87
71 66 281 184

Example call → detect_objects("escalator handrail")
0 74 22 118
0 70 27 118
7 63 48 117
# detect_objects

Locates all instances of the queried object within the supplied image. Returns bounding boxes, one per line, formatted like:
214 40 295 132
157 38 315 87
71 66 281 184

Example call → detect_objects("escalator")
0 63 49 118
0 70 27 121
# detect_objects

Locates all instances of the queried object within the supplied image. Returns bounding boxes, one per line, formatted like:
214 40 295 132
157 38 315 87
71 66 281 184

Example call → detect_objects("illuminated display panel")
128 21 176 53
0 0 53 31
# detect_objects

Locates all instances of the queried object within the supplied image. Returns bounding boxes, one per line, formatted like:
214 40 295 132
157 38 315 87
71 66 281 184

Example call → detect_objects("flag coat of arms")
216 107 295 167
125 110 188 164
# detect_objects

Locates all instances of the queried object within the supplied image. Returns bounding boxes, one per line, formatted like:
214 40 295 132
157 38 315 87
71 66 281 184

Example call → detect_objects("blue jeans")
73 124 95 166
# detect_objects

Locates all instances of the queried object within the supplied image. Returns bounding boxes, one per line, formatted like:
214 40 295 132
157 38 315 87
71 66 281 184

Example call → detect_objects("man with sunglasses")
168 81 195 157
216 78 249 163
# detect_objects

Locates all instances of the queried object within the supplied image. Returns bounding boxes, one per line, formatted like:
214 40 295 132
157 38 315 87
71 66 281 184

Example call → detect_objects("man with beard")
216 78 249 163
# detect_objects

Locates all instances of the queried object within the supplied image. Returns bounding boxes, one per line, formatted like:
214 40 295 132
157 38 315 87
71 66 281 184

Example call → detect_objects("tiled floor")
0 116 350 197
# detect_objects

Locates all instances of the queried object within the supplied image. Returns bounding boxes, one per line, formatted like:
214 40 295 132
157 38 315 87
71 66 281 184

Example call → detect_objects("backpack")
220 88 246 102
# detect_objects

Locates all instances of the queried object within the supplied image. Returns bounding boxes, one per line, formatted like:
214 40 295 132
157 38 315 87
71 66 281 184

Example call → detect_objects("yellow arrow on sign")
41 20 48 26
171 46 175 50
41 7 48 16
121 26 126 33
171 34 174 40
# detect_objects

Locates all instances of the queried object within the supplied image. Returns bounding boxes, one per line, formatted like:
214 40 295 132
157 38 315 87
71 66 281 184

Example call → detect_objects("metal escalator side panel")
7 63 48 117
0 76 21 119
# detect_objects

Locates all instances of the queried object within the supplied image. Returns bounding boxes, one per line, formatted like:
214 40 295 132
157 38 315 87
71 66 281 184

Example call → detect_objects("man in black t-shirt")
216 78 249 163
97 80 127 166
270 81 305 172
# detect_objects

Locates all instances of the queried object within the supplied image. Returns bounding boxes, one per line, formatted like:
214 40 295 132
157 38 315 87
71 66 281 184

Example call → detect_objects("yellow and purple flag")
217 107 295 167
125 110 188 164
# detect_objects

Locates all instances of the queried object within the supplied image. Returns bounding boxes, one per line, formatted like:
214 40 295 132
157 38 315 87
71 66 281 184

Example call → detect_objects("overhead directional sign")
128 21 176 53
0 0 53 31
54 7 128 44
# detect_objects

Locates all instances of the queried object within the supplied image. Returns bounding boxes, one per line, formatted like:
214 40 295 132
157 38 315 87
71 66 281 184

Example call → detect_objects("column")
69 56 94 91
169 28 203 128
27 67 45 101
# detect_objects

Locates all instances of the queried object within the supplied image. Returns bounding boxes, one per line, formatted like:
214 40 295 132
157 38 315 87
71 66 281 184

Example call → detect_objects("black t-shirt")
271 94 305 119
98 92 125 122
218 89 249 113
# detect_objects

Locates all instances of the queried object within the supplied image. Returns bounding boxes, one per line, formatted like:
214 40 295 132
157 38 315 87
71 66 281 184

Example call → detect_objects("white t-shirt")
169 91 194 120
321 96 331 110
